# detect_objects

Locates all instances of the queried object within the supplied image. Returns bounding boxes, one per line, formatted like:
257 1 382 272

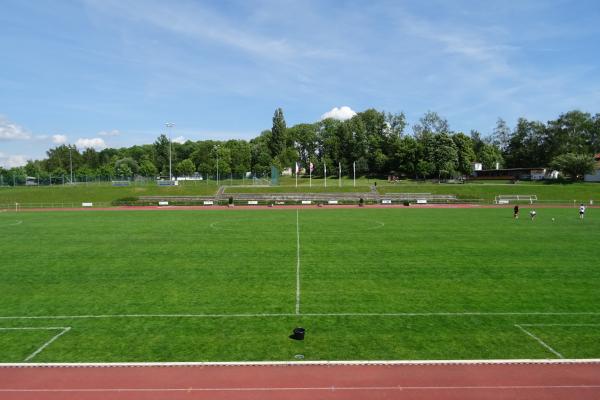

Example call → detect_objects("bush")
111 196 139 206
403 200 410 206
359 197 364 207
228 196 234 205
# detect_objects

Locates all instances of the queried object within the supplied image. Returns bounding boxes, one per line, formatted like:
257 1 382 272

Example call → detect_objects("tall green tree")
250 131 272 175
175 159 196 177
505 118 547 167
153 135 171 176
546 111 595 156
46 145 81 173
478 144 504 170
384 111 407 138
288 123 318 168
225 140 251 175
550 153 595 180
413 111 449 138
114 157 139 175
431 133 458 180
492 118 512 152
269 108 287 159
138 159 158 177
452 133 476 176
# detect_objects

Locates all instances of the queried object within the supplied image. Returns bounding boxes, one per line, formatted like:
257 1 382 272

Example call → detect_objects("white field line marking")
2 385 600 393
1 220 22 226
0 327 71 361
520 324 600 327
296 208 301 315
365 220 385 230
210 218 385 233
515 324 564 359
1 312 600 320
0 358 600 368
3 359 600 368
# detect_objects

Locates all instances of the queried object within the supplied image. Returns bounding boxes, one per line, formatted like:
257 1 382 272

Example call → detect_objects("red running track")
1 362 600 400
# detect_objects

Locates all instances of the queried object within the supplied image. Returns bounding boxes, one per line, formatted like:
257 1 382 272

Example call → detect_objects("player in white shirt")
579 204 586 219
529 209 537 220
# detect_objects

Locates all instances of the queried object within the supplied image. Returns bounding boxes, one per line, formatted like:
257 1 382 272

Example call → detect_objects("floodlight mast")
214 145 220 186
69 145 73 184
165 123 174 181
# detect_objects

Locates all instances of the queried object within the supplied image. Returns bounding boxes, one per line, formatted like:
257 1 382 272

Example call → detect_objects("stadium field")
1 207 599 362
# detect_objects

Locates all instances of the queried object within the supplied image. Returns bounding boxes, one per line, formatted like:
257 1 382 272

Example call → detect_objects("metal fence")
0 173 271 187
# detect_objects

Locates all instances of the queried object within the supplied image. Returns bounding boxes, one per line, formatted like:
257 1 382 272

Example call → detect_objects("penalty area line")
515 324 564 359
0 327 71 361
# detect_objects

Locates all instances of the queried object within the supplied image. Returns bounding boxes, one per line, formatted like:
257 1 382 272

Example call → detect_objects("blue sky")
1 0 600 167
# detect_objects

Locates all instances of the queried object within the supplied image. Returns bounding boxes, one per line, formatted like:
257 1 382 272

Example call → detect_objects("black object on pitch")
290 327 305 340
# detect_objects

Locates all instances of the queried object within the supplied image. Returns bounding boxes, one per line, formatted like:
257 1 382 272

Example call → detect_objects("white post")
165 123 174 181
338 162 341 187
324 163 327 188
295 165 298 188
215 146 219 187
353 161 356 187
309 163 312 188
69 146 73 184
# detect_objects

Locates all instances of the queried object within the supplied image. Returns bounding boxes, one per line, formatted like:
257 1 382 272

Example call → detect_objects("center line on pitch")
296 209 301 315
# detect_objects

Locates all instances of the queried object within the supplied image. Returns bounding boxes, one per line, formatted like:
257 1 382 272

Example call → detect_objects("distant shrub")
228 196 234 205
403 200 410 206
111 196 139 206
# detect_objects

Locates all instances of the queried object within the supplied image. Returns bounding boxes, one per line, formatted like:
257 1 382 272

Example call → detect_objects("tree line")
1 108 599 185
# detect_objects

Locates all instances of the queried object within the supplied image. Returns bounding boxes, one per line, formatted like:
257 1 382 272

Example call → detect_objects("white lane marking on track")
0 327 71 361
0 312 599 320
515 324 564 359
2 385 600 393
296 209 301 315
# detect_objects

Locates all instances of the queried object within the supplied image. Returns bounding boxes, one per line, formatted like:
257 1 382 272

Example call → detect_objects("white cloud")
172 136 186 144
320 106 357 121
0 152 28 168
76 137 107 150
52 134 68 144
98 129 120 136
0 116 30 140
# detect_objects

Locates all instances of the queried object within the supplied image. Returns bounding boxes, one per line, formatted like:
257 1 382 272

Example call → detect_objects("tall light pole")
165 123 174 181
69 145 73 184
214 145 220 186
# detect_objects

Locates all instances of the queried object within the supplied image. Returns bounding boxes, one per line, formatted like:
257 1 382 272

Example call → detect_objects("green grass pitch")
1 207 599 362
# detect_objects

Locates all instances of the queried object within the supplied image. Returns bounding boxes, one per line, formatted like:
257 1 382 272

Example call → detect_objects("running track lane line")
2 384 600 393
2 363 600 400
